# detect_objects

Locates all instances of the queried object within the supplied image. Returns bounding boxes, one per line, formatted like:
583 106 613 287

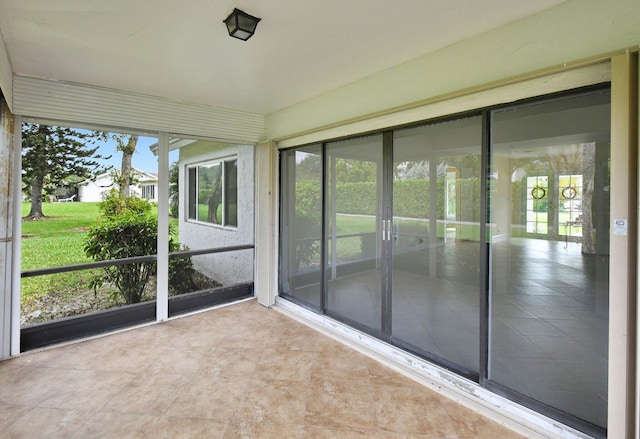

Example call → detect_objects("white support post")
255 141 276 306
10 115 21 356
156 132 169 321
0 99 14 359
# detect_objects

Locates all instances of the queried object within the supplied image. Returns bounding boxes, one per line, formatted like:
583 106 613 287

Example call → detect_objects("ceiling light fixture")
223 8 261 41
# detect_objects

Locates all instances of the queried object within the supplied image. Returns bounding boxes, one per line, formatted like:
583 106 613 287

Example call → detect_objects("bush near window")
294 181 321 270
85 191 199 305
85 212 158 304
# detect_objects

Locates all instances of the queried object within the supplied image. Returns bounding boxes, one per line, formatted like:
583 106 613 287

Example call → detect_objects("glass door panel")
489 90 610 428
392 117 482 373
279 145 323 308
326 135 383 332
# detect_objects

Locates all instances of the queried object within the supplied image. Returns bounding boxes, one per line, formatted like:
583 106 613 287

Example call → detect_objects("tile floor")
0 299 524 438
290 236 608 429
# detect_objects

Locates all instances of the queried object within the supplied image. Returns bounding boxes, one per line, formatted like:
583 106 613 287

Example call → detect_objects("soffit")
0 0 566 115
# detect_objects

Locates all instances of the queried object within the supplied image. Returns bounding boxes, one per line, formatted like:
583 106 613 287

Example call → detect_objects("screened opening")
20 124 159 328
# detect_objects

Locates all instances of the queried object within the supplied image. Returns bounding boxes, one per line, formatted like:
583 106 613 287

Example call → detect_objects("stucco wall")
178 141 254 286
266 0 640 140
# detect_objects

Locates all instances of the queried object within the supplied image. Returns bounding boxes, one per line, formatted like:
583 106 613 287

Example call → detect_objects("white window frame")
141 184 155 200
186 156 238 229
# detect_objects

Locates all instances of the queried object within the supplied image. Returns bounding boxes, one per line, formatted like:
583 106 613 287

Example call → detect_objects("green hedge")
457 179 482 222
335 182 377 215
295 181 321 217
393 180 430 218
292 178 482 220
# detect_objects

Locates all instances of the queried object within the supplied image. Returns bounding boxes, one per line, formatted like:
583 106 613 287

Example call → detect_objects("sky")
86 134 178 174
23 124 184 175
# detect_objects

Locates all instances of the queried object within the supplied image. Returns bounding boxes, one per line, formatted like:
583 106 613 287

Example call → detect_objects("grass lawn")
335 213 376 234
20 201 179 301
21 202 101 270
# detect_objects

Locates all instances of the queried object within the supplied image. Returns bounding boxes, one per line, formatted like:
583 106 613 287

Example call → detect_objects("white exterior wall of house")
77 173 113 202
78 170 158 202
178 141 254 287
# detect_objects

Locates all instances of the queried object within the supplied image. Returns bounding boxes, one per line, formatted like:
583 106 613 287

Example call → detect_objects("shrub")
85 212 158 304
99 188 152 219
294 181 322 271
293 213 320 271
86 192 200 304
296 181 321 217
169 193 179 218
168 243 199 295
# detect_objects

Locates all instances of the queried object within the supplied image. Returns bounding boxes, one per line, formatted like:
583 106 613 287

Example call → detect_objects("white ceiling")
0 0 566 115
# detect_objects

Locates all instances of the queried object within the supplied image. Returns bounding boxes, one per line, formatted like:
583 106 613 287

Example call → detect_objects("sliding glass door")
325 135 384 332
391 117 482 374
279 144 323 308
488 90 610 429
279 85 611 434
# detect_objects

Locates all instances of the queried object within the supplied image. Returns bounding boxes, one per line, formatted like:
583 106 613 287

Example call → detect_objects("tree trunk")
207 166 223 223
26 175 45 219
120 136 138 197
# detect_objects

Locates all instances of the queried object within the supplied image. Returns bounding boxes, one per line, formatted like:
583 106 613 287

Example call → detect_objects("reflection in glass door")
391 117 482 374
489 90 610 430
558 174 583 239
526 175 549 235
279 145 323 308
325 135 384 332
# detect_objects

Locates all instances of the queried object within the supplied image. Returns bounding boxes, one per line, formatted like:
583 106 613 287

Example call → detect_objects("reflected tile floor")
0 299 523 438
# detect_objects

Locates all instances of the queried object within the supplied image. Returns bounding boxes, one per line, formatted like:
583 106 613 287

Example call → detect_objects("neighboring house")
77 169 158 202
